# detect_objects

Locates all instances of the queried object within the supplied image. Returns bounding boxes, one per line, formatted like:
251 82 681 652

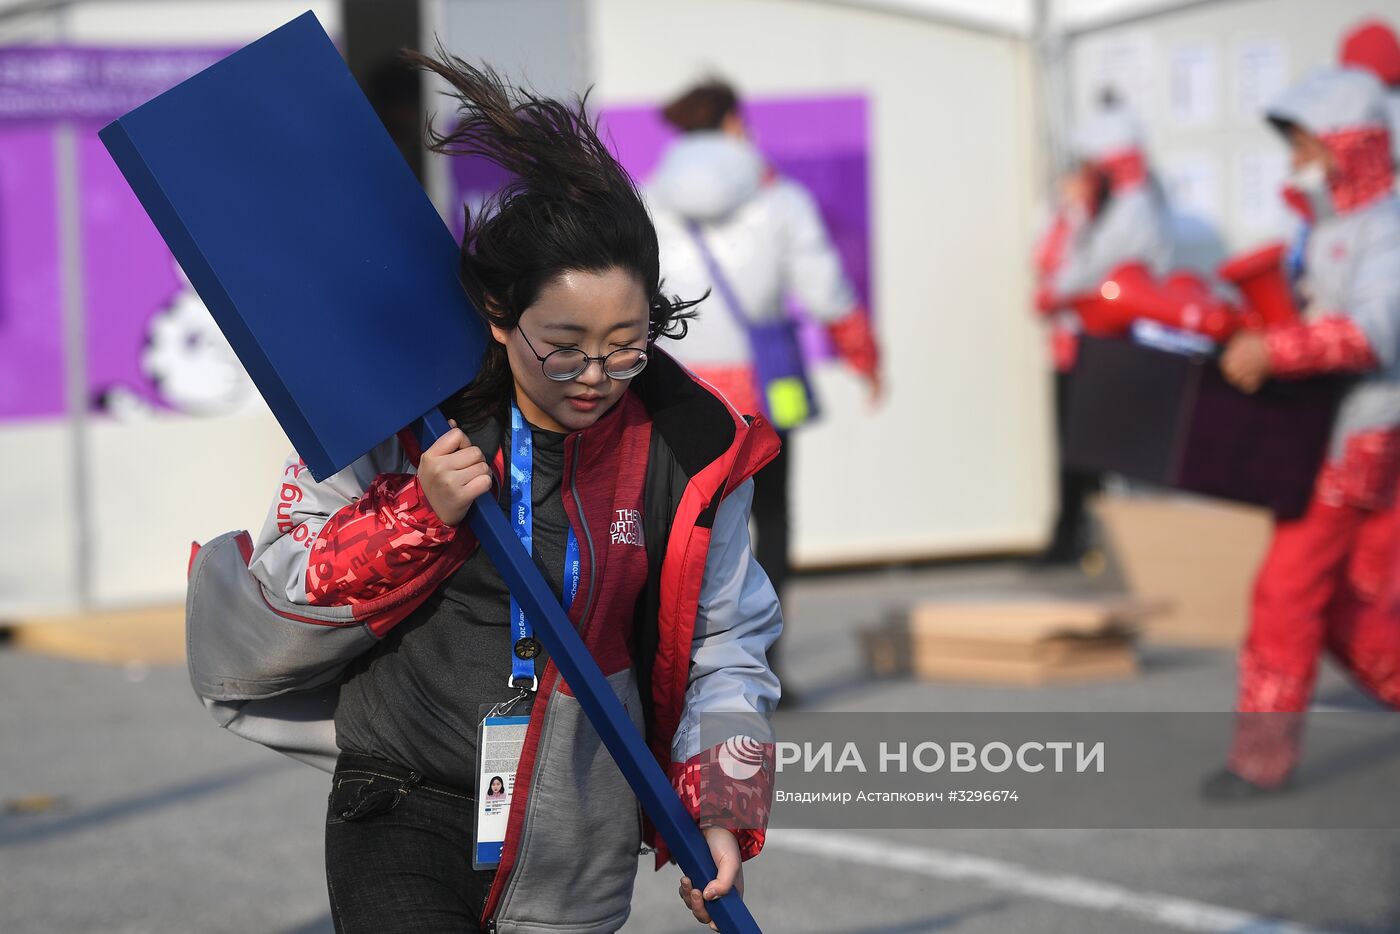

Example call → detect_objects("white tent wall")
0 1 337 617
5 0 1049 615
1 421 82 616
1063 0 1392 253
589 0 1048 567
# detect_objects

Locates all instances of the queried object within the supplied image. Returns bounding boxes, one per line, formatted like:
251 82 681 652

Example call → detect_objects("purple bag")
686 222 819 430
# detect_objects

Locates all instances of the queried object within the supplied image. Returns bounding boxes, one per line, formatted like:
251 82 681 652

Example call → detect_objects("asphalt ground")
2 559 1397 934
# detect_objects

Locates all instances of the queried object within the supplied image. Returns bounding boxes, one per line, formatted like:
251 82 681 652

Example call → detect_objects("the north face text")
610 508 644 547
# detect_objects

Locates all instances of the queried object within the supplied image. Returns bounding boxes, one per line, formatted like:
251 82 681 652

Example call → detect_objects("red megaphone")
1160 270 1239 342
1071 277 1136 337
1217 242 1298 328
1083 263 1238 341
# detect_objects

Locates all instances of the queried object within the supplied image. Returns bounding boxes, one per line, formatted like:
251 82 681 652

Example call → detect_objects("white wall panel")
591 0 1050 566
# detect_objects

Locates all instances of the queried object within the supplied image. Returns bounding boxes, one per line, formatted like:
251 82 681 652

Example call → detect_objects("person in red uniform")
1033 98 1174 566
1204 65 1400 798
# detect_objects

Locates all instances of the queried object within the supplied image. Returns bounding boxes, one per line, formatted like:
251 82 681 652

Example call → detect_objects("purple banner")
0 125 64 419
447 94 871 358
0 47 226 122
0 47 247 423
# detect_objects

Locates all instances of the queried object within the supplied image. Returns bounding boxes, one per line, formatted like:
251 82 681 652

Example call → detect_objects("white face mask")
1283 160 1334 222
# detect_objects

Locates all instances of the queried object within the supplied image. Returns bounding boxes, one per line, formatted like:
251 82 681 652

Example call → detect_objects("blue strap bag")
685 221 819 430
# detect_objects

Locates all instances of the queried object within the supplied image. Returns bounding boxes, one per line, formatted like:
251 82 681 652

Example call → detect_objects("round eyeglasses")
517 326 651 381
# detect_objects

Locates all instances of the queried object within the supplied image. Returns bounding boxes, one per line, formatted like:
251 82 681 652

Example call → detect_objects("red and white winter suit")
1035 106 1176 371
1230 67 1400 787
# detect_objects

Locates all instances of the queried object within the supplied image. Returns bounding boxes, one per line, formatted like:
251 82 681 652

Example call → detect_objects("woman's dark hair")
405 48 698 429
661 79 739 133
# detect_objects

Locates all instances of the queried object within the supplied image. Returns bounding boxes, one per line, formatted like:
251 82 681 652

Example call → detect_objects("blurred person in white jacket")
1033 97 1175 566
1044 99 1176 311
646 79 882 701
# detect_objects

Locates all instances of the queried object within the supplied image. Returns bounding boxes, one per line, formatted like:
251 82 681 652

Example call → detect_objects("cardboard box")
1095 494 1271 648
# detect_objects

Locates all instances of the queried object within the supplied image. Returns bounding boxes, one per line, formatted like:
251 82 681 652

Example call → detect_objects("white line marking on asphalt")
766 830 1337 934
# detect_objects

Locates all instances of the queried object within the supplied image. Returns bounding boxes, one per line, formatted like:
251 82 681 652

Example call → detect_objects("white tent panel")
823 0 1239 37
817 0 1034 35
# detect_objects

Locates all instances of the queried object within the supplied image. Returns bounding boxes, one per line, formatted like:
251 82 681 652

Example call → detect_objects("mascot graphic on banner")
96 261 263 419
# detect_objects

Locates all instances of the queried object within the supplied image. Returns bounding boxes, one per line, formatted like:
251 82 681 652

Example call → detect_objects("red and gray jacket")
185 348 782 933
1036 106 1175 371
1262 67 1400 512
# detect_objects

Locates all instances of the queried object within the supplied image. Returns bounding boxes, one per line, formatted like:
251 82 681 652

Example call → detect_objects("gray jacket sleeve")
671 478 782 764
1342 211 1400 370
248 436 410 604
185 527 373 774
1052 187 1175 298
186 440 415 773
190 438 423 702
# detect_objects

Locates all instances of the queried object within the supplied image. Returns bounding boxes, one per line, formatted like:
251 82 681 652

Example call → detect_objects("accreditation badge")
473 701 530 870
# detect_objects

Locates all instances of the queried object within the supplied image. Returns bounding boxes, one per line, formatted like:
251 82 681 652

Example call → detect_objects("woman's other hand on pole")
677 826 745 930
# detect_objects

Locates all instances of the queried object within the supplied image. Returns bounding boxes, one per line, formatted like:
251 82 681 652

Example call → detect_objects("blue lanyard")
1286 222 1310 284
508 401 581 690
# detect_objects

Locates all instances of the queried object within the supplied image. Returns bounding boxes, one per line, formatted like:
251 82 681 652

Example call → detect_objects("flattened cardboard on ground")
860 597 1152 685
907 598 1155 641
914 633 1134 662
911 650 1138 685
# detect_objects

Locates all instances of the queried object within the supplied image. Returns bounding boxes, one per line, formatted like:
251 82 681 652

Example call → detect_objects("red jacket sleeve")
1265 314 1378 377
306 472 462 610
826 306 881 380
670 740 776 862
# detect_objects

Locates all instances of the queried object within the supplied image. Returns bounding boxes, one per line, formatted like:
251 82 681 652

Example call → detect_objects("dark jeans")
752 431 790 673
325 753 497 933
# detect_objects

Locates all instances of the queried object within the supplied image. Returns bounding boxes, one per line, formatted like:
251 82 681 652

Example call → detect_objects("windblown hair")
405 48 698 429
